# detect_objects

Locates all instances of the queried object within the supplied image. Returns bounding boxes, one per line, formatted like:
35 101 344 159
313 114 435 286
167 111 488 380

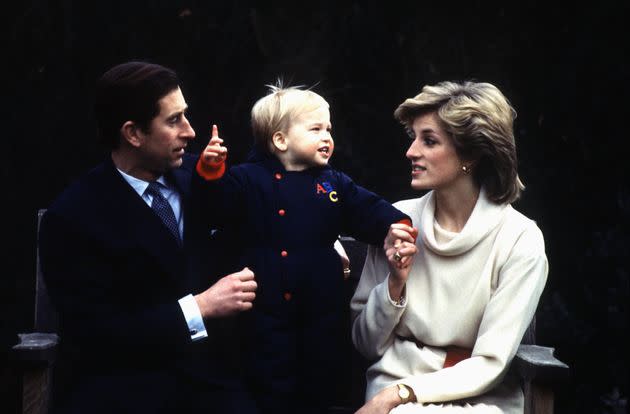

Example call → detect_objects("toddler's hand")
202 124 228 166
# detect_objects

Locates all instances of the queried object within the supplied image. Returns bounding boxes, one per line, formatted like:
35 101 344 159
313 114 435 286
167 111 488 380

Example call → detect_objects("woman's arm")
350 243 407 360
351 221 418 359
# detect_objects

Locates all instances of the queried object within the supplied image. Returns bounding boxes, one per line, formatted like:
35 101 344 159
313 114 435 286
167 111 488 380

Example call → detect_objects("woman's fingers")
384 223 419 275
385 224 418 248
397 243 417 268
387 241 417 269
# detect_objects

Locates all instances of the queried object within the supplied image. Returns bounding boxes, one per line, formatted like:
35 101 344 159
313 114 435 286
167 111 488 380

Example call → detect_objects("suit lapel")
102 159 185 281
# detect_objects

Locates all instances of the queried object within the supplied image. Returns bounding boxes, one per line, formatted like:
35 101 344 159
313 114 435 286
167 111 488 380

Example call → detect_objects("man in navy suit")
39 61 258 413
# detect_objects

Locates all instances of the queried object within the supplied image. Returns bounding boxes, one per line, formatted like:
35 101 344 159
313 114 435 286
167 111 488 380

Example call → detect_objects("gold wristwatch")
397 383 411 404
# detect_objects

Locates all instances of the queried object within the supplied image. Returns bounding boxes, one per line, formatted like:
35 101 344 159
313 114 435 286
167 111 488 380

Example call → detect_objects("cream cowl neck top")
351 188 548 411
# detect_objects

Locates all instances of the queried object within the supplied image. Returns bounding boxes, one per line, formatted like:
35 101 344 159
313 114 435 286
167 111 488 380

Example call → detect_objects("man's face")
137 87 195 179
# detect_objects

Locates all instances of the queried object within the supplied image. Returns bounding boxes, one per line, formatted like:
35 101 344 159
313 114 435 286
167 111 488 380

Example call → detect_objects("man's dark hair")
94 61 180 150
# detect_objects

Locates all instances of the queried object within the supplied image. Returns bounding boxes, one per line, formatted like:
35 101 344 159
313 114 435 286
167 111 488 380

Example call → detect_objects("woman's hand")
384 223 418 301
202 124 228 166
354 385 400 414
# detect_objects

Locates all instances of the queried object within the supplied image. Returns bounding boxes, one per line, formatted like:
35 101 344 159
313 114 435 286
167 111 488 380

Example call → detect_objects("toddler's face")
281 104 334 171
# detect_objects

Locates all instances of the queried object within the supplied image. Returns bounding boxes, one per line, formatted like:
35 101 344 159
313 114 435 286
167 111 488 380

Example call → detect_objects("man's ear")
271 131 288 152
121 121 143 148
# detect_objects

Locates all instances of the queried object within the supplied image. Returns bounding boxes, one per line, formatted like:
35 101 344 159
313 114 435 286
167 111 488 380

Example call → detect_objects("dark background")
2 1 628 413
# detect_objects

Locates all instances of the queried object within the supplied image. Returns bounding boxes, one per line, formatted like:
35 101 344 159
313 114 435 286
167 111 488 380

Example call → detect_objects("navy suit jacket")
40 154 246 412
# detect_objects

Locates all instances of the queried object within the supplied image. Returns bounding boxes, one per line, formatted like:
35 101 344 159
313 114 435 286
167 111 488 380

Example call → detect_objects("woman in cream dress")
351 81 548 413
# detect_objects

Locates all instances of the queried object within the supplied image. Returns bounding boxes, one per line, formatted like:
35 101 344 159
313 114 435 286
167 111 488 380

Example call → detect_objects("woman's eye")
423 137 436 146
405 127 415 139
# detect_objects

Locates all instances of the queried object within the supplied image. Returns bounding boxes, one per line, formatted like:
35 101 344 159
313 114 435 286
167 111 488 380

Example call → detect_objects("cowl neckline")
420 188 510 256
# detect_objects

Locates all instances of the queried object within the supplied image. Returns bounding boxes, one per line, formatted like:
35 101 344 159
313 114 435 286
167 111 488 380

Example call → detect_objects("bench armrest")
12 333 60 365
511 344 569 384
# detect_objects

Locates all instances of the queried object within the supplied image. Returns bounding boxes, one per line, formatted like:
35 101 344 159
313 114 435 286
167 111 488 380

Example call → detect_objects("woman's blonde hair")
251 82 328 153
394 81 524 204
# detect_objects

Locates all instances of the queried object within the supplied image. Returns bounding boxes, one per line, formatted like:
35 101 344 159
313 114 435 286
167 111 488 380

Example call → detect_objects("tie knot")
145 181 181 245
146 181 164 197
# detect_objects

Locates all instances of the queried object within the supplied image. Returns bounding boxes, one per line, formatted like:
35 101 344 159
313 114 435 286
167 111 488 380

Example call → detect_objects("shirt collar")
117 168 168 197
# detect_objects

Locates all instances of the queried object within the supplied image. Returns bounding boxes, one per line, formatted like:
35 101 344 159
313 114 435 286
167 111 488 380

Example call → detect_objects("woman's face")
405 112 464 191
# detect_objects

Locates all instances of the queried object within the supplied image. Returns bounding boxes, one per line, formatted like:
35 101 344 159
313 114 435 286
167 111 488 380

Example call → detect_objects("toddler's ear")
272 131 288 152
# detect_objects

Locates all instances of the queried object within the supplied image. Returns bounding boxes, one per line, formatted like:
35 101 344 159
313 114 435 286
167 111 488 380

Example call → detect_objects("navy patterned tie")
145 182 182 245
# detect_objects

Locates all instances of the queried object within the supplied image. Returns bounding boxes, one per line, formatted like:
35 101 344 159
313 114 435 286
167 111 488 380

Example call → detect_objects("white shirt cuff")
178 294 208 341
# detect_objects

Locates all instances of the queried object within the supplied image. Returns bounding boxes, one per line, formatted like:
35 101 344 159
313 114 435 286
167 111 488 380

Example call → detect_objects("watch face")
398 385 410 399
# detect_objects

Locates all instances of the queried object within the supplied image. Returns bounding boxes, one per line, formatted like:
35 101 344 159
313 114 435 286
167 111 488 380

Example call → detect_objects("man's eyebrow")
166 106 188 118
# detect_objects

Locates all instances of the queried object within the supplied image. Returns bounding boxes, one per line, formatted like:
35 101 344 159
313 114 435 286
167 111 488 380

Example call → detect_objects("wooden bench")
12 210 59 414
11 212 568 414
